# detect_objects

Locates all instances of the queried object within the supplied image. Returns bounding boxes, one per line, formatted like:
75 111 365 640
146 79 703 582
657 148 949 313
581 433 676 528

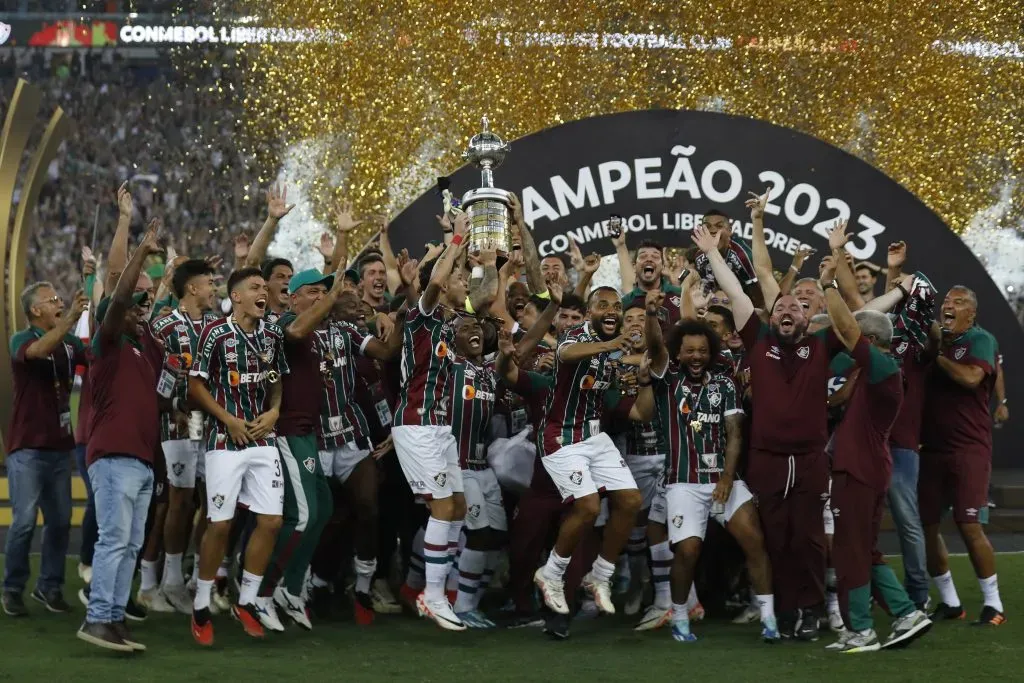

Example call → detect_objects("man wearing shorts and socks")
532 286 643 617
187 267 288 645
314 290 402 623
640 298 777 643
919 286 1005 626
150 259 219 613
391 214 496 631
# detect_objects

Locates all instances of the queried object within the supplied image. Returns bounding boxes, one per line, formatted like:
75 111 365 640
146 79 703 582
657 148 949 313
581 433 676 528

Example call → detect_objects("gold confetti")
189 1 1023 247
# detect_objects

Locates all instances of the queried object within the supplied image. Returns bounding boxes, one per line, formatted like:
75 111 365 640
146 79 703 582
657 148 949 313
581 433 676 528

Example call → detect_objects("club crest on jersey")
953 346 966 360
433 472 448 487
896 340 909 355
669 295 681 308
212 493 225 509
172 463 185 476
569 470 584 486
797 346 810 359
303 457 316 473
708 385 722 407
672 515 683 528
468 504 481 519
700 452 718 469
435 341 449 358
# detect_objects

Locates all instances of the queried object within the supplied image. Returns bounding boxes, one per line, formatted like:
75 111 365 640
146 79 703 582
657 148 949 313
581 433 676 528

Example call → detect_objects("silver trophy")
461 116 513 256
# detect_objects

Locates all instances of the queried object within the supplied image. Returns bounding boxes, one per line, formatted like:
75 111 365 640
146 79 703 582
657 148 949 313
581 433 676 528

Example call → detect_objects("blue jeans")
887 447 929 606
75 444 98 566
2 448 72 594
86 457 153 624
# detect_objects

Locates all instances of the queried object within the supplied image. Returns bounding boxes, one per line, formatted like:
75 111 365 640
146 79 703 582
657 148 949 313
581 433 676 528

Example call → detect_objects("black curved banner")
387 110 1021 467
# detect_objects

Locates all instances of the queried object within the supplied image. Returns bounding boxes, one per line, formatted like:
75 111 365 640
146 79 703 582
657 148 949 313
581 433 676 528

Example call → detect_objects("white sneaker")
827 609 845 633
77 563 92 585
883 610 932 649
533 567 569 615
372 579 402 614
634 604 671 631
160 584 193 614
825 628 853 651
253 596 285 632
828 628 880 653
582 572 616 615
136 587 176 613
732 604 761 624
415 594 466 631
274 586 312 630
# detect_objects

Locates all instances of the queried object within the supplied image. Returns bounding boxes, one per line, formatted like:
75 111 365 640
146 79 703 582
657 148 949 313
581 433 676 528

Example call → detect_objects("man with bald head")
693 223 844 641
919 285 1005 626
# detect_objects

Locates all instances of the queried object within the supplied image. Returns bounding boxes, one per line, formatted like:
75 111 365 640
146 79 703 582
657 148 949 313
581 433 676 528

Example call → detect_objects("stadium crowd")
3 156 1011 654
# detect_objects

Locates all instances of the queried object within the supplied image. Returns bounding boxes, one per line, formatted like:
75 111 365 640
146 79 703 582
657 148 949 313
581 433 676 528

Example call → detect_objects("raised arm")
496 327 521 385
285 272 345 341
245 182 295 268
645 289 669 375
493 250 524 330
558 333 628 364
820 224 861 352
515 282 562 362
101 218 161 344
629 353 655 422
421 212 469 312
379 219 403 295
745 190 780 306
105 181 134 293
692 225 754 330
860 273 915 312
468 249 499 315
778 245 814 296
23 290 88 360
610 227 634 293
885 241 907 293
569 237 600 299
832 221 865 310
510 194 545 294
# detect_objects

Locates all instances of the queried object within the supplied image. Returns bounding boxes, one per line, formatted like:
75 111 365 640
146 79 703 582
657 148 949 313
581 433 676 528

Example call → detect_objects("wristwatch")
822 279 838 291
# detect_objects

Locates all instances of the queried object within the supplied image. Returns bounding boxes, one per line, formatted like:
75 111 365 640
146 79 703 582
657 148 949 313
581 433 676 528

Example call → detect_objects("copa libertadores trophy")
460 116 513 256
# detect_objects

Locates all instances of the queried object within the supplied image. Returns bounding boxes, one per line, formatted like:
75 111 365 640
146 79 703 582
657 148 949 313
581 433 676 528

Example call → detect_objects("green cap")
146 263 165 281
95 292 150 323
343 267 360 285
288 268 335 295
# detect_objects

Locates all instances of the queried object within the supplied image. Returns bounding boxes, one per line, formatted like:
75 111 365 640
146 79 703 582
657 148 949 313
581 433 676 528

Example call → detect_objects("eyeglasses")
39 295 62 305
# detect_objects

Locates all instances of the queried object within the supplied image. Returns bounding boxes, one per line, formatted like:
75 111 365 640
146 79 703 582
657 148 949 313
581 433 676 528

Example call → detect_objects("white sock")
932 570 961 608
649 541 673 609
756 594 776 621
543 550 571 582
354 557 377 595
685 582 700 610
140 559 159 591
163 552 184 588
590 555 616 584
978 574 1003 612
422 517 452 602
453 548 487 613
474 550 500 610
193 578 214 611
405 526 426 590
826 567 839 613
445 521 465 593
239 570 262 606
671 601 690 625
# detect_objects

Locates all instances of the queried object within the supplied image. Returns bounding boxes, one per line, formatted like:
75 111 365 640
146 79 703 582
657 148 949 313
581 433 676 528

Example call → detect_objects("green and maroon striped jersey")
315 320 373 449
449 357 496 470
190 317 289 451
394 297 456 428
652 366 742 484
541 322 619 456
152 309 221 441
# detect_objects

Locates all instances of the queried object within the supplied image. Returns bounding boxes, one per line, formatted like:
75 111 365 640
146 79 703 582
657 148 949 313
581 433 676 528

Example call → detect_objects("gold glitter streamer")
190 1 1023 248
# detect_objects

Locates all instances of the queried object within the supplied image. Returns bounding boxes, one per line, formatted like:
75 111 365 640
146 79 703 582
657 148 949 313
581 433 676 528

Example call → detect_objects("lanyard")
681 374 710 433
228 316 268 370
33 328 72 405
173 309 205 352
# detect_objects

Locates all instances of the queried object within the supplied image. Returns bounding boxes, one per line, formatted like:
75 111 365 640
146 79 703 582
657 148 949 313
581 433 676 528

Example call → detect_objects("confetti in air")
177 2 1022 269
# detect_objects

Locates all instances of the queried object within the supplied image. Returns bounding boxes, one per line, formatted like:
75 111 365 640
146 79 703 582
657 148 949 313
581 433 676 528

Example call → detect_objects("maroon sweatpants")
746 448 829 613
831 472 885 625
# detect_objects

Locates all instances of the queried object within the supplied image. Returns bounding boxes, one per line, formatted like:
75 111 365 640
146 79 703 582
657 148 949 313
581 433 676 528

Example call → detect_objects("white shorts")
319 443 372 483
627 454 665 511
392 425 463 500
665 481 753 544
542 432 637 503
204 445 284 522
463 468 507 531
163 439 201 489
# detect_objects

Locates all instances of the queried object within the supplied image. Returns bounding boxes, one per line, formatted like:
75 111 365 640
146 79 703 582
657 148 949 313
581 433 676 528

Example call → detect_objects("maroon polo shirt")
888 341 930 451
7 326 87 453
739 316 843 454
277 311 324 437
87 331 159 468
